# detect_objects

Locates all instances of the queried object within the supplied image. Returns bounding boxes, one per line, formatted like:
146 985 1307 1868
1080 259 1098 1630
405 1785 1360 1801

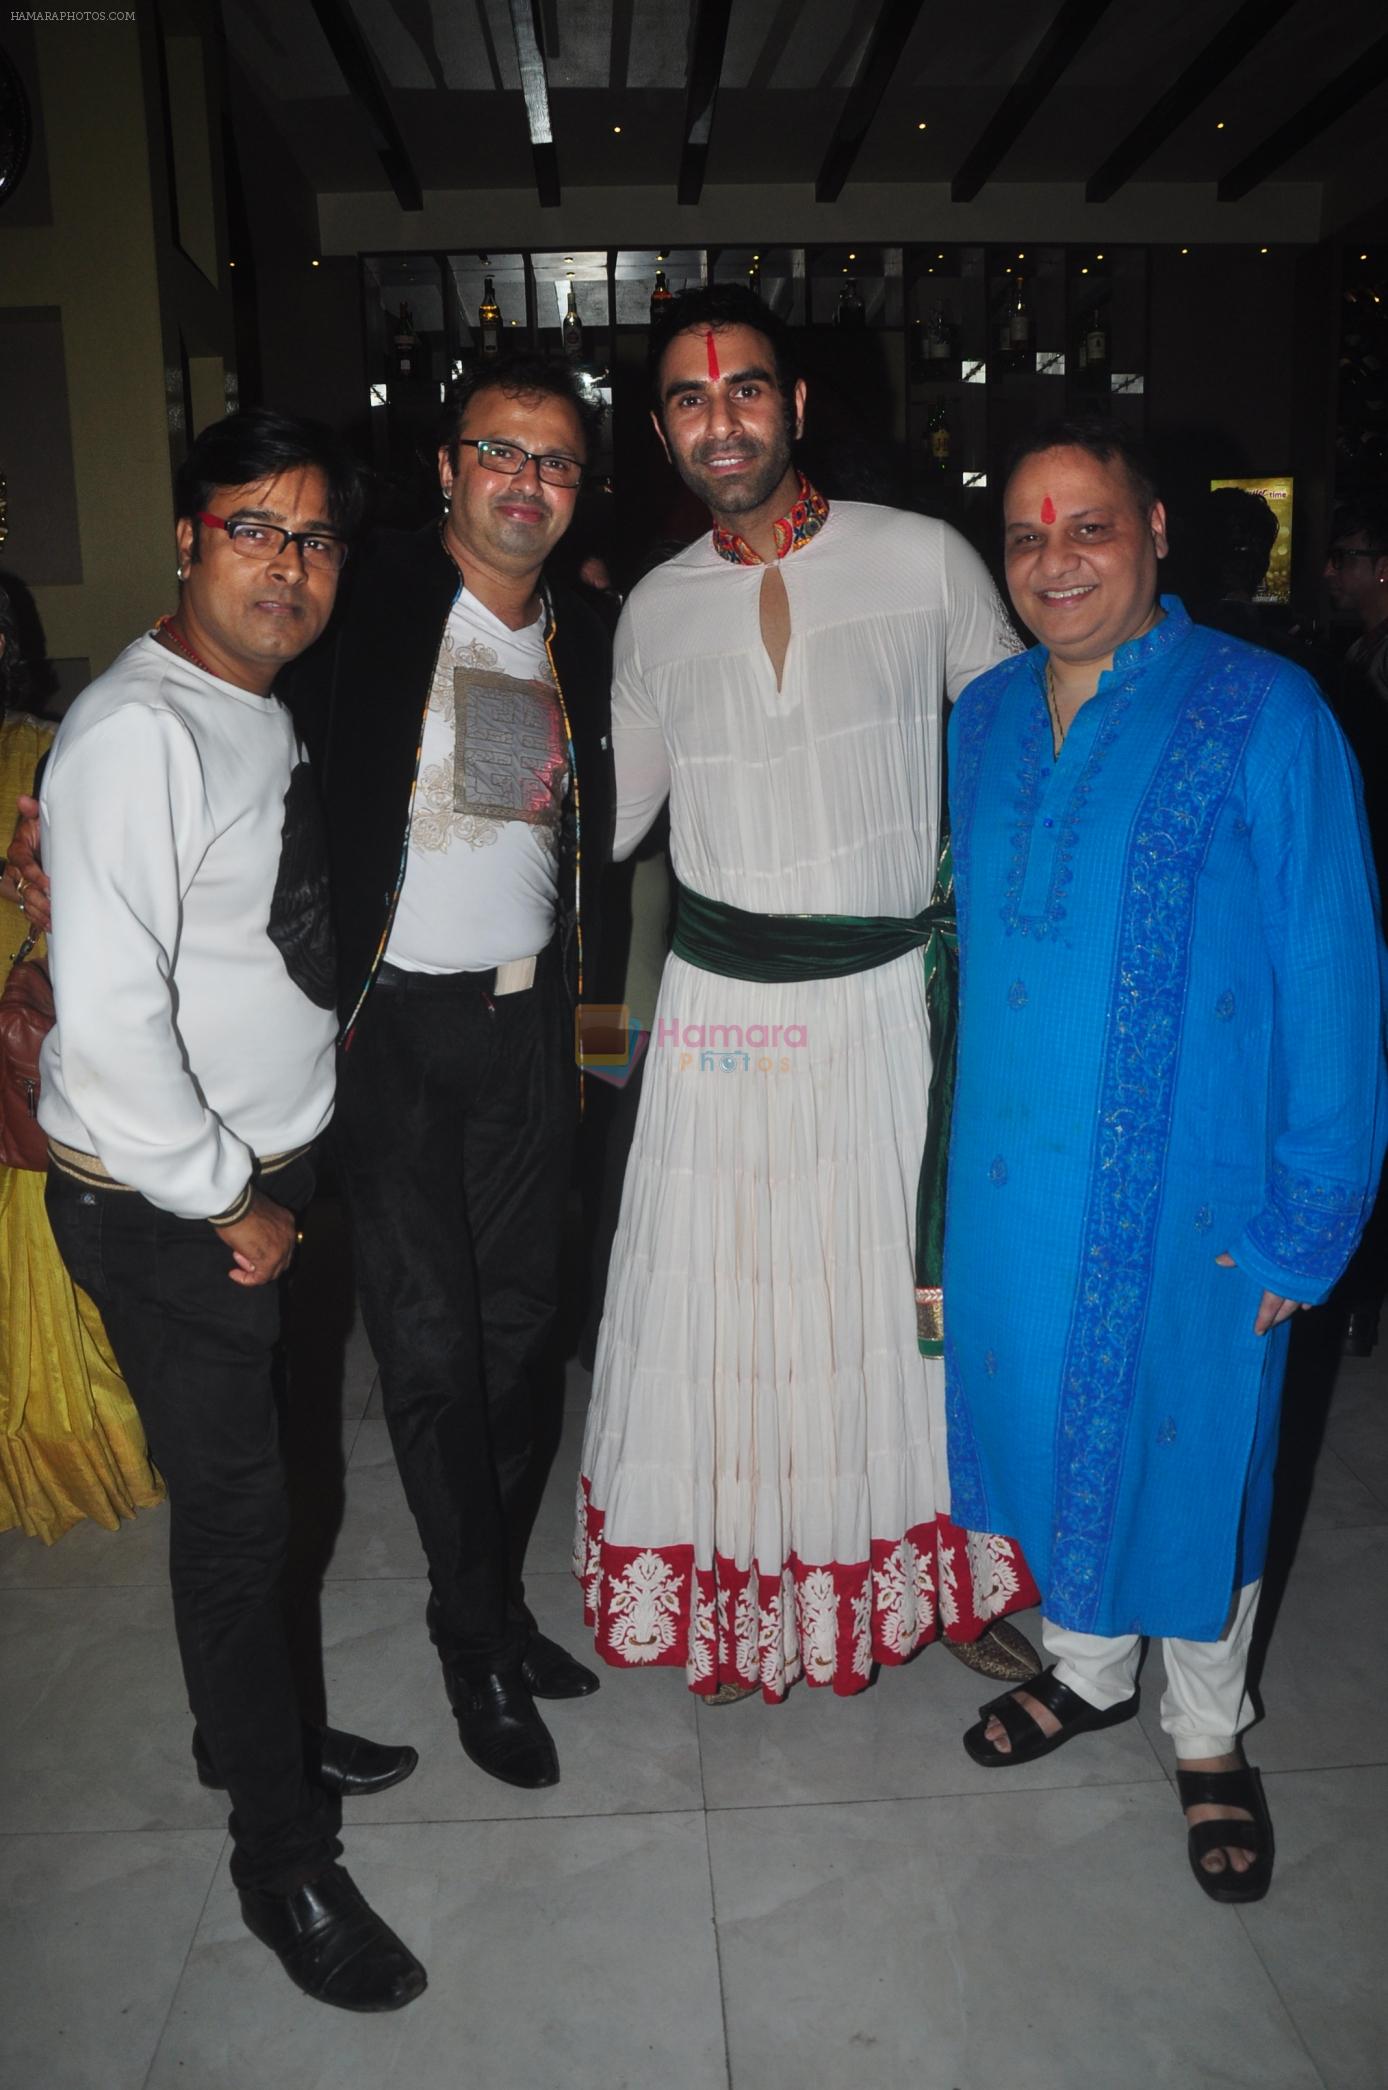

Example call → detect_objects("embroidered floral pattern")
1047 647 1277 1630
575 1477 1037 1699
711 474 830 566
1002 664 1137 939
1246 1161 1364 1288
943 1330 989 1532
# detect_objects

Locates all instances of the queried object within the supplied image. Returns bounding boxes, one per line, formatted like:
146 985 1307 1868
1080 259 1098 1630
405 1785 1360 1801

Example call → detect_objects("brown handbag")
0 938 53 1170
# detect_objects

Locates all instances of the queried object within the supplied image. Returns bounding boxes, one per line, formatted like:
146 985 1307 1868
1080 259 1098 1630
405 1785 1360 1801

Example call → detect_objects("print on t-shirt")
451 666 567 836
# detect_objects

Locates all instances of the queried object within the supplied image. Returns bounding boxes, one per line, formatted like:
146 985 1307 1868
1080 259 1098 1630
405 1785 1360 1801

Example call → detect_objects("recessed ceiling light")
917 121 927 131
1096 252 1104 260
1181 246 1189 254
1260 246 1268 254
228 260 236 269
849 252 857 260
1216 119 1225 129
612 124 622 134
1081 266 1089 275
1361 252 1369 261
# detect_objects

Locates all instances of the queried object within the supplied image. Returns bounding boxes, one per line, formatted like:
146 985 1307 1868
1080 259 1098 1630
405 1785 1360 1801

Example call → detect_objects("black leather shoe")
521 1631 601 1700
239 1863 426 2012
194 1725 419 1799
446 1661 560 1788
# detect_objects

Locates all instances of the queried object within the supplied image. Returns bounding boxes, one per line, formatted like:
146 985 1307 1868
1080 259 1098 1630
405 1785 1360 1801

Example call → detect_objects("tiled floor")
3 1224 1385 2090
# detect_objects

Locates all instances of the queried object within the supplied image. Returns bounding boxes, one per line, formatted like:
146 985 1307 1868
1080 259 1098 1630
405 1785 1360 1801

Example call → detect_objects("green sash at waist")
671 846 957 1357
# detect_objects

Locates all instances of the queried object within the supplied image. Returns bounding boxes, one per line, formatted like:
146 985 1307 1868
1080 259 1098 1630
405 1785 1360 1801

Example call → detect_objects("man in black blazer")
287 357 614 1790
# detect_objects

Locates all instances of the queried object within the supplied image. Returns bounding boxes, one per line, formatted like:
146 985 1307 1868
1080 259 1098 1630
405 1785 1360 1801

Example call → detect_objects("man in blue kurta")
944 422 1387 1903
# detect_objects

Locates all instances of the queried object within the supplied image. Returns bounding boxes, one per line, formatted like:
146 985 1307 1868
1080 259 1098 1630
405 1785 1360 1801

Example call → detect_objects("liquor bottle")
1008 276 1032 352
1084 305 1107 370
835 277 866 328
390 303 420 380
478 275 501 358
926 402 952 470
649 268 674 325
562 283 584 362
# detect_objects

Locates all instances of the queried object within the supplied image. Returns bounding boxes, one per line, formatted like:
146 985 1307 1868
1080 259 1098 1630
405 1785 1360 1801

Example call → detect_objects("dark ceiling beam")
508 0 560 208
1218 30 1388 202
1085 0 1297 204
950 0 1114 204
307 0 423 209
678 0 733 207
815 0 925 204
609 0 634 92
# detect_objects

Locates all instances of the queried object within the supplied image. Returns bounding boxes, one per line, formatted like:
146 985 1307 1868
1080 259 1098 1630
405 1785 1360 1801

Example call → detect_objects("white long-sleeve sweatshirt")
38 634 336 1220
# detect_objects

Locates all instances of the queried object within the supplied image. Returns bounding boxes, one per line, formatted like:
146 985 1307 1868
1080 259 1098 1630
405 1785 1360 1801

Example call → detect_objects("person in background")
0 582 164 1542
944 420 1386 1903
1325 489 1388 707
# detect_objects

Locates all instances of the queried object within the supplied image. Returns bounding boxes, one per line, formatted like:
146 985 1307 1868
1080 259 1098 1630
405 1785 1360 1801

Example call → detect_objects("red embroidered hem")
575 1477 1039 1702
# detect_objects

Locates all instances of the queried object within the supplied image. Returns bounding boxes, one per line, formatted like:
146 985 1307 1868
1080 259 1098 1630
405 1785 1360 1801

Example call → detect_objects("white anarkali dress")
575 499 1038 1698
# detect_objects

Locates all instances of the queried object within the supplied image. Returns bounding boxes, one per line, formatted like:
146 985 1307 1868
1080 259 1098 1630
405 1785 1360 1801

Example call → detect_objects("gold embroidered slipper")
705 1680 757 1707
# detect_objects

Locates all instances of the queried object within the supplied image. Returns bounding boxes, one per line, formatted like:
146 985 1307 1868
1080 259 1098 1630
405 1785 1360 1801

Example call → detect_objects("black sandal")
1176 1761 1274 1903
962 1664 1140 1767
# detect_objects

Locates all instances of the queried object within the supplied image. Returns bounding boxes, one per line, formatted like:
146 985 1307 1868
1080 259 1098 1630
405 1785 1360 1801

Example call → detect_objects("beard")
674 406 797 519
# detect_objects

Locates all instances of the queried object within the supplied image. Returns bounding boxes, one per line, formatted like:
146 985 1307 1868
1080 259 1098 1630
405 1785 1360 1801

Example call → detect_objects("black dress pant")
45 1155 341 1895
333 950 575 1681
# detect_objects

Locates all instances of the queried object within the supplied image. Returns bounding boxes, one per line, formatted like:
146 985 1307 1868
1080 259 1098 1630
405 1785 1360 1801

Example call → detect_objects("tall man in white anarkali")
574 286 1040 1702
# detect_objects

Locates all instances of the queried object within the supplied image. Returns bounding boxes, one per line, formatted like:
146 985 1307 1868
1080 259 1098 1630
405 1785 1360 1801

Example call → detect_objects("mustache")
691 439 763 464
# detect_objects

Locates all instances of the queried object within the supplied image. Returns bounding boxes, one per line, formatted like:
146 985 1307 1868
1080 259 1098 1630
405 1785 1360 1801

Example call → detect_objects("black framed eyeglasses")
456 439 584 489
1327 545 1388 570
197 511 350 573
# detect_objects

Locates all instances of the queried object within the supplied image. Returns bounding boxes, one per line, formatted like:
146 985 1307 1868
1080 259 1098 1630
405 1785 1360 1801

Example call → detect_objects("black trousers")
333 950 575 1681
45 1155 341 1895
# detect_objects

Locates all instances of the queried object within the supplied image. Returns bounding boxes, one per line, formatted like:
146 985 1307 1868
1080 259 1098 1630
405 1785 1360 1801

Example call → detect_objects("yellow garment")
0 712 163 1542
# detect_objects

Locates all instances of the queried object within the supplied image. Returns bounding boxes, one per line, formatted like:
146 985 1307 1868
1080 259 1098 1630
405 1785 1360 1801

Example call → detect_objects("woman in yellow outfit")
0 588 162 1541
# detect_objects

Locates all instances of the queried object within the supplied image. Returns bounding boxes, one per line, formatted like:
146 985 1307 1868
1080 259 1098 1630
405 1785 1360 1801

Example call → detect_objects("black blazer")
283 522 615 1035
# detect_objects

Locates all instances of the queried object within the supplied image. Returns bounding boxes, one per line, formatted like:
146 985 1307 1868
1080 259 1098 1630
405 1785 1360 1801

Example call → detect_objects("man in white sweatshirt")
36 410 426 2013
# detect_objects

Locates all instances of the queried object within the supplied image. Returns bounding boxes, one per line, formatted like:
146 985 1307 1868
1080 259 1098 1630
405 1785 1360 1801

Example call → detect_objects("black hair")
174 408 365 539
439 354 602 466
1189 487 1279 599
1330 488 1388 552
0 582 32 716
648 283 800 416
1004 415 1161 515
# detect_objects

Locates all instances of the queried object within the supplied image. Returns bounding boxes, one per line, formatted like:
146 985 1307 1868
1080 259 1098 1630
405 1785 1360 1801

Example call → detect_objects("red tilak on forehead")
705 329 720 380
1041 494 1056 524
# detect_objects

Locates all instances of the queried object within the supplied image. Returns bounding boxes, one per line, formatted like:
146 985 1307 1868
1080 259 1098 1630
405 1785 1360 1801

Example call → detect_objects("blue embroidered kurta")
944 600 1388 1639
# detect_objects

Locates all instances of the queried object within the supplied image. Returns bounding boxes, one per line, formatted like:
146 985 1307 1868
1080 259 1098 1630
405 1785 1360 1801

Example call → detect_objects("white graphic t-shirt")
385 587 569 973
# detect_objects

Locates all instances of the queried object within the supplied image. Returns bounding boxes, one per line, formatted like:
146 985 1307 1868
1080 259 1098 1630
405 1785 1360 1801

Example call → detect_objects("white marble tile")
325 1418 428 1581
697 1612 1168 1811
337 1310 379 1424
147 1815 729 2090
1239 1766 1388 2090
565 1354 593 1415
708 1787 1323 2090
1324 1360 1388 1510
1297 1440 1387 1531
0 1496 169 1589
0 1585 226 1832
525 1405 585 1575
1132 1526 1388 1780
318 1573 705 1824
1177 1525 1388 1776
0 1828 226 2090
